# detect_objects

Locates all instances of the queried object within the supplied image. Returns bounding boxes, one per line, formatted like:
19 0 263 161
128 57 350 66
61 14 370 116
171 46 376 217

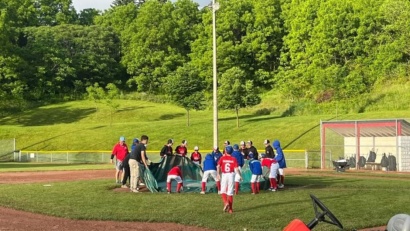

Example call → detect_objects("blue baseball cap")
119 136 125 142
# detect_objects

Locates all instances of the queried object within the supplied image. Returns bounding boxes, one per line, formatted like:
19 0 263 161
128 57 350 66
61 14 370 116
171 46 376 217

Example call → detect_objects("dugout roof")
321 119 410 137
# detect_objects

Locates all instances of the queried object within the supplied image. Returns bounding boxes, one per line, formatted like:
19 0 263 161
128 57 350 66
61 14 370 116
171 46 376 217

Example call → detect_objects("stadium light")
212 0 219 148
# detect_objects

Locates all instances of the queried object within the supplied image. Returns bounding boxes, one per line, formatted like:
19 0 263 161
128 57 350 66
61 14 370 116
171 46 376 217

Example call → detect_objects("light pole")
212 0 219 148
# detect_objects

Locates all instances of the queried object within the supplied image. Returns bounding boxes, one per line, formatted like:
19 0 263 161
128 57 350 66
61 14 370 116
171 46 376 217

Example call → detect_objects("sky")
71 0 210 12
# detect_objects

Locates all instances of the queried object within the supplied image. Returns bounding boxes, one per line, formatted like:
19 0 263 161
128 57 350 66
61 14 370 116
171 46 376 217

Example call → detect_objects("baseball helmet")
225 145 233 154
248 153 254 159
233 144 239 150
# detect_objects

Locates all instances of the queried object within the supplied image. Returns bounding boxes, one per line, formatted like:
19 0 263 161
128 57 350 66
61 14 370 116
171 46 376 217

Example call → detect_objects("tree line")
1 0 409 117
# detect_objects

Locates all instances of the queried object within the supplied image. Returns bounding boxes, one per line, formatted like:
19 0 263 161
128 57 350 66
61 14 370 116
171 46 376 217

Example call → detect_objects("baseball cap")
182 139 187 145
167 139 174 144
240 141 245 146
247 140 253 145
224 140 230 145
261 153 266 158
119 136 125 142
264 139 270 145
233 144 239 150
133 138 139 143
194 146 199 151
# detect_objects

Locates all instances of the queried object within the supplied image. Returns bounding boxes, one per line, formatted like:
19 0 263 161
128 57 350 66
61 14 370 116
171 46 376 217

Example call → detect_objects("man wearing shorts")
110 136 129 184
217 146 242 214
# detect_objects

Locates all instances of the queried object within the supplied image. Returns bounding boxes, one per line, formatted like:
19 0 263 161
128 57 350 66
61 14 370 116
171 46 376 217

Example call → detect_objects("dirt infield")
0 169 392 230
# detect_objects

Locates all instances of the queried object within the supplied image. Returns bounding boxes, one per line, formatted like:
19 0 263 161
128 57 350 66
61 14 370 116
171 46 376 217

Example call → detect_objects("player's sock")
251 182 255 194
235 182 239 194
201 182 206 192
222 193 228 204
256 182 260 193
228 195 233 210
216 181 221 192
167 182 171 192
176 183 182 192
272 178 278 189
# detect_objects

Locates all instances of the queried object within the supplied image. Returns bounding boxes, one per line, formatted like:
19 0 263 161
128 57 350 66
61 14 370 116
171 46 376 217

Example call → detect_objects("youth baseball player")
248 153 262 194
200 154 220 194
217 146 242 214
261 154 279 191
167 165 183 193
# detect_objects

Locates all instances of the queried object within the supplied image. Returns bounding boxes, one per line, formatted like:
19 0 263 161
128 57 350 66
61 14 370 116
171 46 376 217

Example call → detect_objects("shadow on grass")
246 115 282 122
158 113 185 120
0 106 95 126
117 106 150 112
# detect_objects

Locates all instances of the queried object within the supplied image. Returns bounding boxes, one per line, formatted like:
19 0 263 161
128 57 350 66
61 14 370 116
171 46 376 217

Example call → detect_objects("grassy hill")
0 83 409 152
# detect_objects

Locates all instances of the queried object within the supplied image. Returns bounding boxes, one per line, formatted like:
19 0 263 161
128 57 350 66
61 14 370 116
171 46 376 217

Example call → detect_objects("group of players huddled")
111 136 287 214
164 139 287 214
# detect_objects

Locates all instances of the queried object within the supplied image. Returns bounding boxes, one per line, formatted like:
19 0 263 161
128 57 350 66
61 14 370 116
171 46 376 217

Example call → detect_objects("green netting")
144 156 269 193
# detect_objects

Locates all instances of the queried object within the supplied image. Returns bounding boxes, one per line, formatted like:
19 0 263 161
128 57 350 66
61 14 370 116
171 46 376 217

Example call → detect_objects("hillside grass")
0 82 409 152
0 169 409 231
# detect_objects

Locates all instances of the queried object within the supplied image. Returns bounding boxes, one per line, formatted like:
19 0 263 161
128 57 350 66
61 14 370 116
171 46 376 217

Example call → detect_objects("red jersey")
168 166 182 177
112 142 129 161
261 158 277 168
191 152 202 162
218 155 238 173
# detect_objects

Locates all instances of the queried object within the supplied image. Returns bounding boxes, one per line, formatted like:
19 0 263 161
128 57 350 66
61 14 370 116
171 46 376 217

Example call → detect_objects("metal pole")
212 0 219 147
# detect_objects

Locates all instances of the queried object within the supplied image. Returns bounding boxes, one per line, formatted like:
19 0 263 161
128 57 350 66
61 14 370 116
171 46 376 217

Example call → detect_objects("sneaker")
121 185 128 188
167 191 171 194
218 191 221 195
251 192 255 195
228 209 233 214
131 189 139 193
268 187 273 191
139 182 145 186
200 191 206 195
271 188 277 192
278 184 284 189
223 203 229 212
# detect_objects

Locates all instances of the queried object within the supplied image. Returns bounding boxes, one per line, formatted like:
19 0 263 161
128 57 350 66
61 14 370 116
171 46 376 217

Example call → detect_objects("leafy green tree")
122 0 200 93
111 0 136 7
86 83 105 110
104 83 121 126
166 64 205 126
218 67 260 128
77 8 101 25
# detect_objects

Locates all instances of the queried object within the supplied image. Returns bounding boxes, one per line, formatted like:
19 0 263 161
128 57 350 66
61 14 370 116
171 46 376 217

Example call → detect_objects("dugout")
320 119 410 172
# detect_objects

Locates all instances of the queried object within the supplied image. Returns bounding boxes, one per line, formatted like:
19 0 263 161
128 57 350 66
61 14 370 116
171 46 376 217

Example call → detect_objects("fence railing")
17 149 322 168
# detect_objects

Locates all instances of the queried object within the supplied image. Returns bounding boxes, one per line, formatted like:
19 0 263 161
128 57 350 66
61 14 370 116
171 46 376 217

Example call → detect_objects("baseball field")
0 163 409 231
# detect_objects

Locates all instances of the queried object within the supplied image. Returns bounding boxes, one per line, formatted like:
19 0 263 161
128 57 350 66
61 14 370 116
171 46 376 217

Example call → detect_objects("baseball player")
273 140 287 188
231 144 244 195
217 146 242 214
110 136 129 184
190 146 202 165
175 140 188 157
212 146 223 163
261 153 279 191
166 165 183 193
248 153 262 194
200 154 220 194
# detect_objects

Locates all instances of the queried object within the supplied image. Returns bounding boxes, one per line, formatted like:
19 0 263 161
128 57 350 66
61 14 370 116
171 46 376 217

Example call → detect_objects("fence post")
305 150 308 169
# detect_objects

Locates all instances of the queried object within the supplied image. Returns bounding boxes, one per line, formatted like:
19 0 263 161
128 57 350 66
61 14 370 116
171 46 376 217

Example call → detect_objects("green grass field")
0 163 409 231
1 86 410 230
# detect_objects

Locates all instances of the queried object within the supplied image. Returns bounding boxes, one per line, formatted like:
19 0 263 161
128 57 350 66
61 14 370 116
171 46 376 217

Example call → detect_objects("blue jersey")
273 140 287 168
249 159 262 175
203 154 217 171
232 150 244 167
212 151 223 163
